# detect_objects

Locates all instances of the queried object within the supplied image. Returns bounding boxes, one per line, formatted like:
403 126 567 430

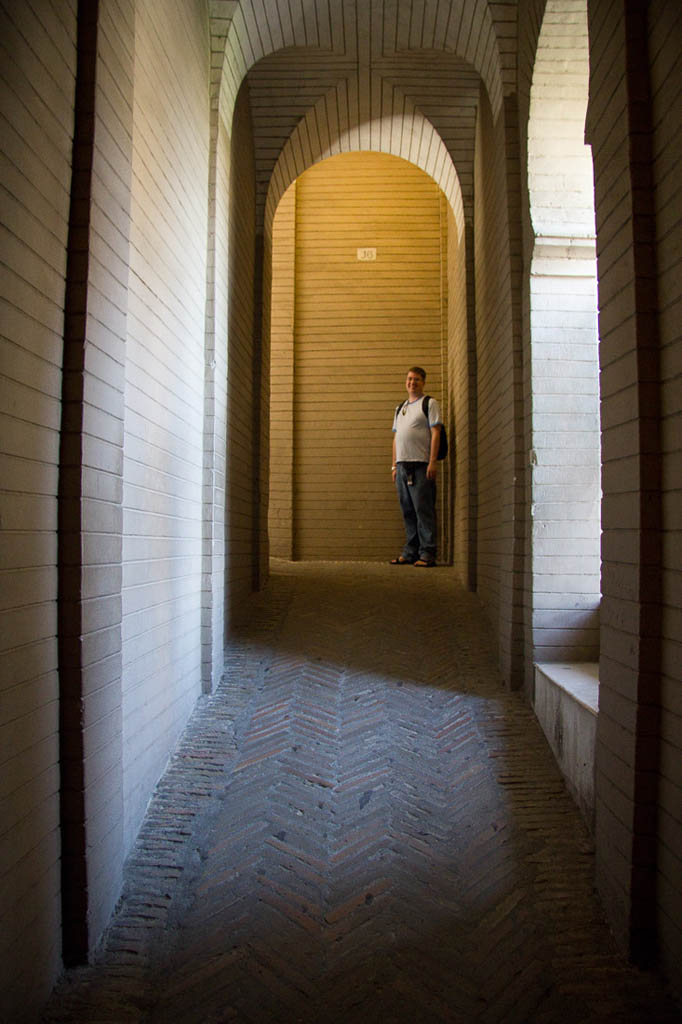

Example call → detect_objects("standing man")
390 366 442 567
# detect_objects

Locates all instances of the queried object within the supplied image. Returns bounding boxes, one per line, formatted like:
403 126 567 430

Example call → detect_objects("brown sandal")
390 555 414 565
414 559 436 567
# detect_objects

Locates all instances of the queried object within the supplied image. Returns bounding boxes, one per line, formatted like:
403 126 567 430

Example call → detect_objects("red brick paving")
43 561 679 1022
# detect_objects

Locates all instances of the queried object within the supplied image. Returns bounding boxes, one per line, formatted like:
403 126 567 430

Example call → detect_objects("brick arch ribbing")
215 0 504 123
528 0 595 239
264 75 465 240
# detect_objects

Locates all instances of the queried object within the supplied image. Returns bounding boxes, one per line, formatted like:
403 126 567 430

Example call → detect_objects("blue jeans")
395 462 437 561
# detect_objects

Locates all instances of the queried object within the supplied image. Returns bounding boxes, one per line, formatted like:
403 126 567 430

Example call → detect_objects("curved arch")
264 77 465 241
528 0 595 239
216 0 503 122
267 150 456 564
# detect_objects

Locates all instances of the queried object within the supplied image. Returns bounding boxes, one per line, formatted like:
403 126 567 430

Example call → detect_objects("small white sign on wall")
357 247 377 261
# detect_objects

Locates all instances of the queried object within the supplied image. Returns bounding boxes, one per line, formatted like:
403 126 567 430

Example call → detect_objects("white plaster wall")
121 0 210 850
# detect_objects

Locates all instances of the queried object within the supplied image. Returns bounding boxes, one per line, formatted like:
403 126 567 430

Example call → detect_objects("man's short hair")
407 366 426 380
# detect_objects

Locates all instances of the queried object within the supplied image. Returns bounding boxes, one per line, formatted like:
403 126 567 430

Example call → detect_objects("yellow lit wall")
270 152 449 562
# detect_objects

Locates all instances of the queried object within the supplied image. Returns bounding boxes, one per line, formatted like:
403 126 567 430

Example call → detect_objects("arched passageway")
2 2 681 1020
268 151 454 564
43 562 679 1022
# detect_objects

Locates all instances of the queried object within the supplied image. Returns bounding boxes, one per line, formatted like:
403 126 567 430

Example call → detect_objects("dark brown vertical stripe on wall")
57 0 99 967
252 232 265 591
227 83 258 619
624 0 662 968
504 92 526 691
269 185 296 560
464 224 479 592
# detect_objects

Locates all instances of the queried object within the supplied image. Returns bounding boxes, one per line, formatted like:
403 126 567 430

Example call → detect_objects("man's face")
406 371 425 399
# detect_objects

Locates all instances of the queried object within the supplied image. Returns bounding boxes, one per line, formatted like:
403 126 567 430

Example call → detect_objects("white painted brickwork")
521 0 601 672
205 114 230 687
219 0 504 127
121 0 210 851
13 2 140 988
588 0 646 949
585 0 682 992
0 2 76 1017
474 89 517 675
266 80 465 237
1 2 680 1015
200 13 231 693
528 260 600 657
649 0 682 989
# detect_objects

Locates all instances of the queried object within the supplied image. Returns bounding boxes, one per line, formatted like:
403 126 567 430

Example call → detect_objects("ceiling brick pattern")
208 2 512 232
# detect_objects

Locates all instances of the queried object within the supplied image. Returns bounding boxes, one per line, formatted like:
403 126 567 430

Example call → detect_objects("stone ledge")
534 662 599 830
535 662 599 714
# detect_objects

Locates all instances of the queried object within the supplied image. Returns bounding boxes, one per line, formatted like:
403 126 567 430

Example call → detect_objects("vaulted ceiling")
209 1 518 227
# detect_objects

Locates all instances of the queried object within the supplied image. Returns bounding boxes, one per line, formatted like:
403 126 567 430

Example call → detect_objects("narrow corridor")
44 563 676 1023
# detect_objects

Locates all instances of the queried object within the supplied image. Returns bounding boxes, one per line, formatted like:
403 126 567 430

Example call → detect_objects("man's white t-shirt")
392 396 442 463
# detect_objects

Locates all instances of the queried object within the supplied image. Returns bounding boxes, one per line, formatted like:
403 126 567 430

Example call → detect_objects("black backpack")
396 395 448 460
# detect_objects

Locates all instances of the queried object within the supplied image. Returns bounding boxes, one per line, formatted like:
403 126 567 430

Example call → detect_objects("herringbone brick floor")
43 562 679 1023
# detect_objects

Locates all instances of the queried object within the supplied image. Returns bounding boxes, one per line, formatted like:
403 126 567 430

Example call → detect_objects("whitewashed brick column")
58 0 134 963
201 14 233 693
502 94 527 690
474 88 525 689
587 0 663 966
120 0 210 849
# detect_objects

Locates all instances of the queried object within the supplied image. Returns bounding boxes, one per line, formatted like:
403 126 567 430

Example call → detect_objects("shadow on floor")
43 562 679 1023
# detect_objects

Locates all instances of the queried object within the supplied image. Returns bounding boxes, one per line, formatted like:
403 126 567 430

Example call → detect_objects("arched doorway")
268 152 453 563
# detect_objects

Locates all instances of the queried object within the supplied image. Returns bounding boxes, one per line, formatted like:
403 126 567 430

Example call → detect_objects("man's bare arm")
427 424 441 480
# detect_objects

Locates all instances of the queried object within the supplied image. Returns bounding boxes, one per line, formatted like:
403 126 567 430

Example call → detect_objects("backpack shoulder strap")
422 395 431 419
